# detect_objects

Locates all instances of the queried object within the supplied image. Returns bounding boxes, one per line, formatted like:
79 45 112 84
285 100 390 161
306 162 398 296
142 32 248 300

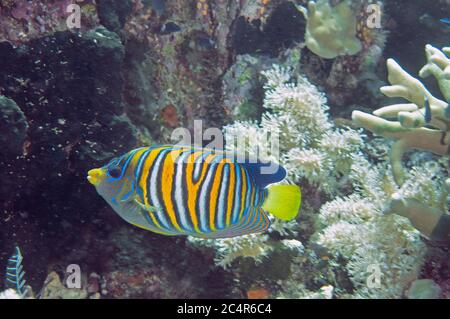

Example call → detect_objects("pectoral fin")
131 197 178 236
134 196 157 213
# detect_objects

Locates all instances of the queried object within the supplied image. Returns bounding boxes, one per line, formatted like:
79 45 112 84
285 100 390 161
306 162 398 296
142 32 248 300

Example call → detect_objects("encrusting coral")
304 0 362 59
300 0 387 107
352 45 450 242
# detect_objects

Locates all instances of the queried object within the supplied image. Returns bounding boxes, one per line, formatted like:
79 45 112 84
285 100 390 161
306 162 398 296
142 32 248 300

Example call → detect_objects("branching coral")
352 45 450 185
352 45 450 242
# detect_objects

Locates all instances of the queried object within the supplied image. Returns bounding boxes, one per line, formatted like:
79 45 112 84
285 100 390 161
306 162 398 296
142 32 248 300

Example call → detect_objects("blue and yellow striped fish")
87 145 301 238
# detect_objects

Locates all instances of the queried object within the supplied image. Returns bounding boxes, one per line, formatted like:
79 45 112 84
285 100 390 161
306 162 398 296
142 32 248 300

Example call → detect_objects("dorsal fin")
217 150 286 188
167 145 287 188
240 161 286 188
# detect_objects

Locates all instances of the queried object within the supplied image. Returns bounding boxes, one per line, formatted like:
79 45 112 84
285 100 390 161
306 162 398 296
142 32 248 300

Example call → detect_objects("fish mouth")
87 168 105 186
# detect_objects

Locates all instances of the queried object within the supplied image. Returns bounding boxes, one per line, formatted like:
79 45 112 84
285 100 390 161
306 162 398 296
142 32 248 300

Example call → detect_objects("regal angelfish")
87 145 301 238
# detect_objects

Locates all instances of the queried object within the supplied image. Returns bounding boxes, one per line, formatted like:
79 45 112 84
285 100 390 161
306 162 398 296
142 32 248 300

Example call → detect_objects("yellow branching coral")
352 45 450 185
352 45 450 243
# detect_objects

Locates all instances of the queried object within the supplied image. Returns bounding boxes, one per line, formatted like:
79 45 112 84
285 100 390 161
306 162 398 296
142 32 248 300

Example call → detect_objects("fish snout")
87 168 105 186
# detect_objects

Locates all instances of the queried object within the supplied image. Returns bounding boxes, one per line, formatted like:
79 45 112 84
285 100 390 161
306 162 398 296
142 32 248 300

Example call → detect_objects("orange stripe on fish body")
139 146 166 206
186 151 215 233
250 180 256 207
239 165 247 220
130 148 147 168
161 148 185 232
185 151 202 233
225 163 236 226
139 146 170 229
209 160 225 231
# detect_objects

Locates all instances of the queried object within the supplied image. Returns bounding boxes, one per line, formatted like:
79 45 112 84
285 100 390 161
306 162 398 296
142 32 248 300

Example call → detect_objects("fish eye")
108 167 122 179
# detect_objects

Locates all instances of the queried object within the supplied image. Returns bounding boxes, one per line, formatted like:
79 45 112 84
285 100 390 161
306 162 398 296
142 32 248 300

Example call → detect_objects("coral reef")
188 59 355 291
53 224 235 299
221 54 269 121
1 270 102 299
253 63 362 194
188 234 275 269
98 227 227 299
114 0 308 139
0 0 448 300
0 0 300 296
99 0 240 136
1 223 236 298
276 283 334 299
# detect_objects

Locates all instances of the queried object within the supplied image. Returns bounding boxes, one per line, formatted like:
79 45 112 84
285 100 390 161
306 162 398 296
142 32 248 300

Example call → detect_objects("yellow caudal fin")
262 184 301 221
